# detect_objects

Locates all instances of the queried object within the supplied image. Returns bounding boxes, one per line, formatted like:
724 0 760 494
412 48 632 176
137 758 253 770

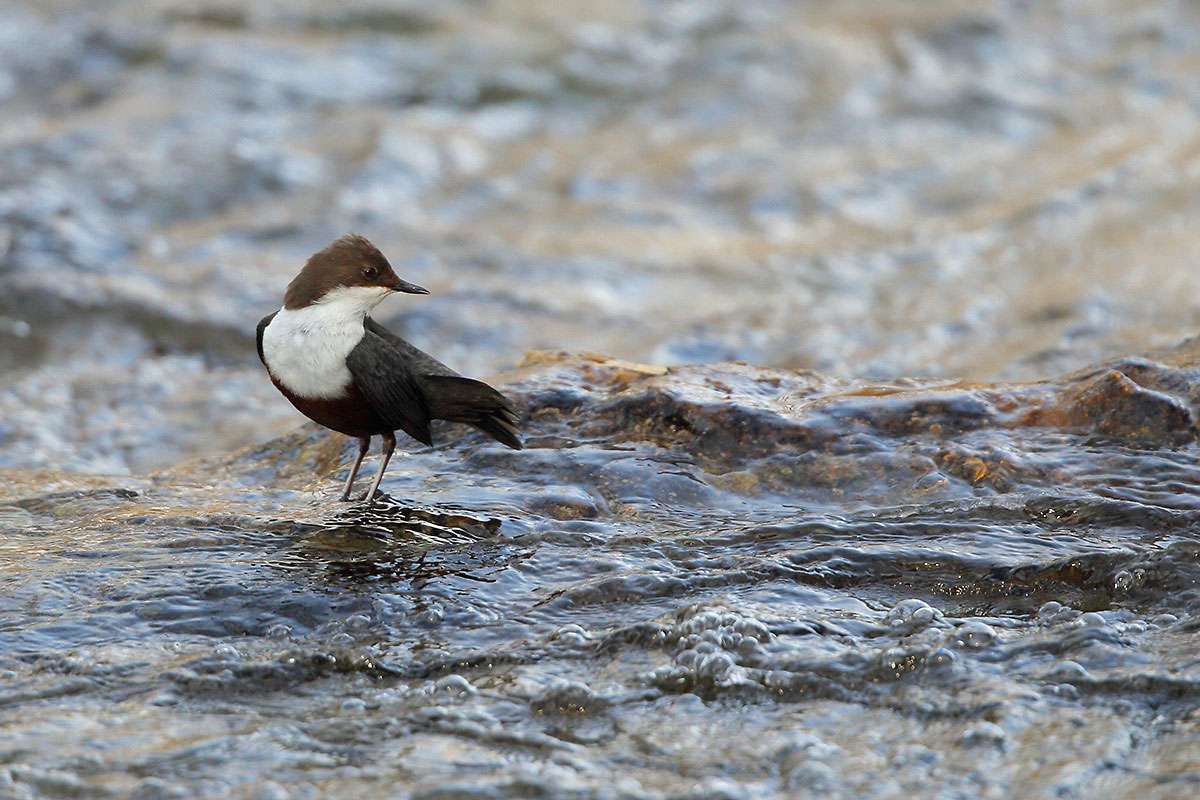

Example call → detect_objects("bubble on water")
1050 660 1089 681
1045 683 1080 700
694 650 736 680
340 697 366 712
266 623 292 640
1037 600 1086 624
1113 570 1134 593
926 647 958 670
415 607 444 627
732 617 772 641
776 731 841 763
550 623 593 648
344 614 371 630
431 675 477 697
960 721 1007 749
886 599 943 632
954 620 996 649
1078 612 1106 628
213 643 239 659
329 632 354 646
530 679 609 715
882 646 923 677
642 604 792 694
913 607 936 625
648 664 689 691
1152 613 1179 627
1038 601 1063 619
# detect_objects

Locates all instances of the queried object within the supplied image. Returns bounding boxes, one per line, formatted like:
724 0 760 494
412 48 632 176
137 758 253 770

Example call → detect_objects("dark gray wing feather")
364 317 522 450
365 317 458 377
255 312 277 365
346 331 434 446
421 375 522 449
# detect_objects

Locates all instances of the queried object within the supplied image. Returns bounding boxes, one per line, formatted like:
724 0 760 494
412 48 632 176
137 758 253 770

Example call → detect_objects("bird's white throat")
261 285 392 399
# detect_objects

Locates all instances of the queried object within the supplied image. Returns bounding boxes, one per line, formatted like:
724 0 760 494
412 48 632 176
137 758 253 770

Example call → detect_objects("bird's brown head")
283 234 429 310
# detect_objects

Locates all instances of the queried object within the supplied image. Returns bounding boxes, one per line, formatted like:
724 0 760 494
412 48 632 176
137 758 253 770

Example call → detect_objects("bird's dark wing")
255 312 278 366
365 317 522 450
421 375 522 449
365 317 458 377
346 331 434 446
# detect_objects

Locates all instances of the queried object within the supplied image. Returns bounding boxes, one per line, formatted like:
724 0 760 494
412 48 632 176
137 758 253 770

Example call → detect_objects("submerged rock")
1026 358 1199 444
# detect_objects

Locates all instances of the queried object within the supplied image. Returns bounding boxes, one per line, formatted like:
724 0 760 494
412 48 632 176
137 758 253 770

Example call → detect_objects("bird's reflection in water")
287 495 511 586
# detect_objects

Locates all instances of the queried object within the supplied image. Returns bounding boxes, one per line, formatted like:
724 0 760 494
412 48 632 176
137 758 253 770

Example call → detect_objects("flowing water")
3 2 1200 798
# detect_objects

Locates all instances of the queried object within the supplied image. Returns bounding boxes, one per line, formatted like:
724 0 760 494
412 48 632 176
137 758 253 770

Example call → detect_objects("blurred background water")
4 0 1200 472
5 2 1200 799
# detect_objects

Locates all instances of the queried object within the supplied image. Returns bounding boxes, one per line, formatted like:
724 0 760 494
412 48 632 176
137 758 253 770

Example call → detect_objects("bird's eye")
362 266 379 280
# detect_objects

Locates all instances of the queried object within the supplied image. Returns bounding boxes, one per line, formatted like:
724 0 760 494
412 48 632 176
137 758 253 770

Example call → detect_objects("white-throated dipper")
256 234 521 504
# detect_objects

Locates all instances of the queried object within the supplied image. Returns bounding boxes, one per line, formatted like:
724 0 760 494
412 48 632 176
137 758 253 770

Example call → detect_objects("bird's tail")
422 375 523 450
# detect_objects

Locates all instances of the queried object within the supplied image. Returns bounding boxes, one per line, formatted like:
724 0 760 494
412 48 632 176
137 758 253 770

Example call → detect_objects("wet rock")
1054 367 1195 444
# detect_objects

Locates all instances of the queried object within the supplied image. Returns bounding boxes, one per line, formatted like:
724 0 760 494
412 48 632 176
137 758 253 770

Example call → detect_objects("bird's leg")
363 432 396 506
340 436 371 501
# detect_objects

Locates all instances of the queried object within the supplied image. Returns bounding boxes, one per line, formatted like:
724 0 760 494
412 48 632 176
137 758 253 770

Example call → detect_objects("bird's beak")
384 276 430 295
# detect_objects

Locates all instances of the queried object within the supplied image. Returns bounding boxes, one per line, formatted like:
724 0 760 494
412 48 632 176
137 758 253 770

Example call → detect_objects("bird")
256 234 522 505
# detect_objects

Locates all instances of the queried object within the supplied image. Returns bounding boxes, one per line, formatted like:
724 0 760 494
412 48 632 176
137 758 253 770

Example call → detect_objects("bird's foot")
358 488 391 508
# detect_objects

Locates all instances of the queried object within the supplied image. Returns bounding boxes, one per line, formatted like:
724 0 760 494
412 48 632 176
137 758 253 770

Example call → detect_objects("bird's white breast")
261 286 390 400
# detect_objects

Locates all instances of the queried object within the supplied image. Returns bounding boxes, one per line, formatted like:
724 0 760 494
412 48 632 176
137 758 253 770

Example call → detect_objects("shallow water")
4 2 1200 798
5 353 1200 798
